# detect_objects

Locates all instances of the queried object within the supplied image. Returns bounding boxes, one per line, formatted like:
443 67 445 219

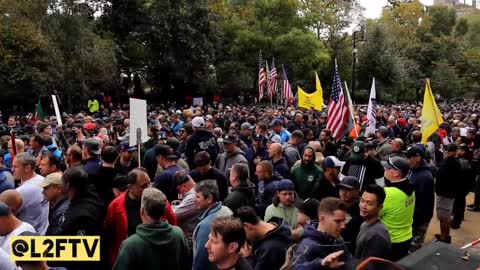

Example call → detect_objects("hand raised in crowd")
321 250 345 268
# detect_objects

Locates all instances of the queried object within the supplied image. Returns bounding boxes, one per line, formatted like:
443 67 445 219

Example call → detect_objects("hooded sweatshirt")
215 148 248 179
291 147 323 199
113 222 189 270
251 223 292 270
408 163 434 225
292 226 351 270
224 181 256 214
380 179 415 244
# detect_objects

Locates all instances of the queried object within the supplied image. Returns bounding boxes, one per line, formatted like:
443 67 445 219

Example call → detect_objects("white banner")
129 98 149 147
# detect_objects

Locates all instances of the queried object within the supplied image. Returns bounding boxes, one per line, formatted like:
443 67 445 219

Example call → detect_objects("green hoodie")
291 146 323 199
113 222 190 270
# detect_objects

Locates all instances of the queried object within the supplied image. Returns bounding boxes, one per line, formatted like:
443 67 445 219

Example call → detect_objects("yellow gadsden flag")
315 71 325 106
298 86 324 111
421 79 444 143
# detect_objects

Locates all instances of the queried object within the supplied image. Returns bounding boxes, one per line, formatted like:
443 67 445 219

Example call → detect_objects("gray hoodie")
214 148 248 179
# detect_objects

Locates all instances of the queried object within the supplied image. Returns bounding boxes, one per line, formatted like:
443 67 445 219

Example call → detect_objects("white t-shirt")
16 174 49 235
0 222 36 254
0 248 16 270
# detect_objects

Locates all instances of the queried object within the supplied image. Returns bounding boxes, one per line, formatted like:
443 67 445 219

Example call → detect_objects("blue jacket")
0 167 14 193
192 202 233 270
409 164 434 224
46 144 64 160
277 129 291 144
171 120 184 133
293 226 351 270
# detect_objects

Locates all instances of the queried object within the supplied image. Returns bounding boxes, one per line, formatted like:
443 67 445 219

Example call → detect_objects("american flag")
258 51 267 100
282 65 293 101
326 62 350 140
268 59 278 98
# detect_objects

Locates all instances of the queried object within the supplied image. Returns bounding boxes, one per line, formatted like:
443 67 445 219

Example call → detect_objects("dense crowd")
0 100 479 270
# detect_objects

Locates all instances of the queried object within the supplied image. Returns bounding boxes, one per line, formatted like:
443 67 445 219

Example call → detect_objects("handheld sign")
129 98 148 167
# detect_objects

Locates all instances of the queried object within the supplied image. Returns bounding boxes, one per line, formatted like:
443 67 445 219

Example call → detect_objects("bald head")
268 143 283 159
0 190 23 214
391 138 404 152
7 139 25 155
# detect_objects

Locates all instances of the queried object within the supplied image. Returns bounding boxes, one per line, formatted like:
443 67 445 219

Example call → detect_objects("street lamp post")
351 24 364 101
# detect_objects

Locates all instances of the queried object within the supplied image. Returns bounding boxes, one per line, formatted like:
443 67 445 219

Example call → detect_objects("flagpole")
344 81 358 138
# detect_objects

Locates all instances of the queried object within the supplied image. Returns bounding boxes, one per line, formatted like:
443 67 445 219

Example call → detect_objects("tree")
429 5 456 37
430 60 463 99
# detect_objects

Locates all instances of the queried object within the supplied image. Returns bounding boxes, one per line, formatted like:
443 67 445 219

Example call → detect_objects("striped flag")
258 51 267 100
281 65 293 101
268 59 278 98
326 61 350 140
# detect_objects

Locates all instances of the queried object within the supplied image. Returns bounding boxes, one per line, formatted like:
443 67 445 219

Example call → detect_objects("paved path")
425 193 480 257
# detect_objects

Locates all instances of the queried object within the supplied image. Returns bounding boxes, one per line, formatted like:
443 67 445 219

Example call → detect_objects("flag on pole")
268 59 278 97
298 87 324 111
421 79 444 144
281 65 293 102
326 61 350 140
35 99 45 119
365 78 377 136
258 51 267 100
315 71 325 107
343 81 357 138
266 60 271 98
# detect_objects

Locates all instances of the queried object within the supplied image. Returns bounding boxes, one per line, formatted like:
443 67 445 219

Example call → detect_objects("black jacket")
250 223 292 270
58 185 105 270
409 164 434 224
435 157 461 198
185 129 219 168
272 157 290 179
190 167 229 201
223 182 256 214
255 173 282 218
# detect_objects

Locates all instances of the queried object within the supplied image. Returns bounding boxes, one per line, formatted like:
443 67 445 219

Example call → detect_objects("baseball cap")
338 176 360 190
223 134 238 144
38 172 63 188
381 156 410 175
0 202 11 217
241 122 255 131
154 144 178 160
120 141 138 152
350 141 365 161
276 179 295 192
270 119 283 126
296 198 320 220
405 146 424 158
158 131 168 140
253 134 264 141
324 156 345 169
83 138 101 155
192 116 205 128
268 134 282 143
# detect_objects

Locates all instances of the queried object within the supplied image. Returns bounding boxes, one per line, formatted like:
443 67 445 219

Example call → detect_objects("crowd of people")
0 100 479 270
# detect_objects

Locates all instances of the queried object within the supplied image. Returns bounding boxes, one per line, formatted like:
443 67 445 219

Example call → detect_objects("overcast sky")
359 0 434 18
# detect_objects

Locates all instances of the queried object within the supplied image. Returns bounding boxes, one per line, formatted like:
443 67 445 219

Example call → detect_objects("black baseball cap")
223 134 238 144
253 134 263 141
154 144 178 160
405 146 425 158
447 143 458 152
296 198 320 220
338 176 360 190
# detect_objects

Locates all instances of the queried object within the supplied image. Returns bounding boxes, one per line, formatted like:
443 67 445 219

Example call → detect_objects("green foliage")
429 5 456 36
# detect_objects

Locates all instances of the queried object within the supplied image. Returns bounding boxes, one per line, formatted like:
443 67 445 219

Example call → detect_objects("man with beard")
338 177 362 254
291 146 322 200
313 156 344 201
215 135 248 180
